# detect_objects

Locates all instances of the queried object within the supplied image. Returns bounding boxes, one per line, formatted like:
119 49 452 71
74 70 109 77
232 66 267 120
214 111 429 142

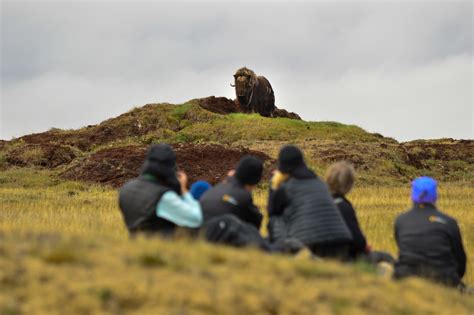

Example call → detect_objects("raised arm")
156 191 203 228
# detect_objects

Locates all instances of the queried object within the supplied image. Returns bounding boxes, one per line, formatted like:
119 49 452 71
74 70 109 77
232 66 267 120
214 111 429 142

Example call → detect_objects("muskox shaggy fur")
231 67 276 117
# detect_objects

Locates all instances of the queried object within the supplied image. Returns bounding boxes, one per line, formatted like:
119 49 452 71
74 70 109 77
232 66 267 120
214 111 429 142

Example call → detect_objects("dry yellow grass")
0 174 473 314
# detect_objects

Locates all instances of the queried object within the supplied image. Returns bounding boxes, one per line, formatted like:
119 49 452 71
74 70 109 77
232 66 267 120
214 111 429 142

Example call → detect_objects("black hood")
141 144 181 194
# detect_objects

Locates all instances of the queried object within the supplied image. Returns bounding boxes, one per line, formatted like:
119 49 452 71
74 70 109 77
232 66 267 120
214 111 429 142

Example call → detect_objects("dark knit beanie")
142 143 177 178
235 155 263 185
147 143 176 166
278 145 305 173
141 143 181 194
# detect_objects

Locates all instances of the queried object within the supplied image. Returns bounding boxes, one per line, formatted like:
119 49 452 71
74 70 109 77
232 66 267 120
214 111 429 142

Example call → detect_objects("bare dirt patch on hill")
61 143 275 187
197 96 302 119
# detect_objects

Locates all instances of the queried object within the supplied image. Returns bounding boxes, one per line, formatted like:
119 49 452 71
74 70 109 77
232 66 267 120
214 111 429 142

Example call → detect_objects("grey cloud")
1 1 472 140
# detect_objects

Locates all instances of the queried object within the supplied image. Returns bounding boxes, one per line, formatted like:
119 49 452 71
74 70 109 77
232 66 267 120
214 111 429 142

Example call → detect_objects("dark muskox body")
231 67 276 117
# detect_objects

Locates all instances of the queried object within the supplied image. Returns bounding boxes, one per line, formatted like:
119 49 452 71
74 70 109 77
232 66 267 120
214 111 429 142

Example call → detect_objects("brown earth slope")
61 143 274 188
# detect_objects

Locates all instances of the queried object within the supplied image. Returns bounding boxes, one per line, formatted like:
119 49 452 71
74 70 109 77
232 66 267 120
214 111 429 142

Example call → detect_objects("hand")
227 169 236 177
365 244 372 253
177 171 188 193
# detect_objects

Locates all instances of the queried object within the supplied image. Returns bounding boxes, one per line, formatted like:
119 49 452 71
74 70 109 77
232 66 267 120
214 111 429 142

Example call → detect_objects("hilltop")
0 96 472 187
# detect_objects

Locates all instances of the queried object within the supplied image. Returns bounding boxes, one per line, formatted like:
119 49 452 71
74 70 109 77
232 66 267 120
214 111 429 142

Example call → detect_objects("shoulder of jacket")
434 210 458 226
395 210 413 223
160 190 178 200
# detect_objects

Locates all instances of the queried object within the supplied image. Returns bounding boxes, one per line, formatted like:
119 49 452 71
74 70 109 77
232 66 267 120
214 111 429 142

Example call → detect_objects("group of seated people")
118 143 467 290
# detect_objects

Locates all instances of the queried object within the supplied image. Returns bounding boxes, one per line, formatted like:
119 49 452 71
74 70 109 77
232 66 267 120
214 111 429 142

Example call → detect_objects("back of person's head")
141 143 181 194
235 155 263 185
278 145 305 174
190 180 212 200
411 176 437 204
142 143 177 178
325 161 355 196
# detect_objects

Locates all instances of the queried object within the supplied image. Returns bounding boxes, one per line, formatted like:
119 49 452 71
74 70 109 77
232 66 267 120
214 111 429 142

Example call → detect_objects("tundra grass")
0 170 473 314
176 112 381 144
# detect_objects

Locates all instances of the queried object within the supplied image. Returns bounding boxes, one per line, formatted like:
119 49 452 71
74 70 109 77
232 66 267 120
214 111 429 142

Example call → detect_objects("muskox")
231 67 276 117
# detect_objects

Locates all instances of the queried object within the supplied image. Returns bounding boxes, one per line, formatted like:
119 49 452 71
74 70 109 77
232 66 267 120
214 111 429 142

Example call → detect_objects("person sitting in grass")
267 145 353 260
118 143 202 236
394 176 467 287
200 155 264 229
325 161 394 264
200 155 303 253
199 155 274 249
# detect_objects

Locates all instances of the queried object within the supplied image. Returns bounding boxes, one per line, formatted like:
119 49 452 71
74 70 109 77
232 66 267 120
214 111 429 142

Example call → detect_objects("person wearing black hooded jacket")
267 145 353 259
118 144 202 236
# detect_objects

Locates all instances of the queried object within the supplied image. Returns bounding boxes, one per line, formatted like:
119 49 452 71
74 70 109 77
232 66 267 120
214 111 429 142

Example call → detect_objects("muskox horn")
230 83 236 87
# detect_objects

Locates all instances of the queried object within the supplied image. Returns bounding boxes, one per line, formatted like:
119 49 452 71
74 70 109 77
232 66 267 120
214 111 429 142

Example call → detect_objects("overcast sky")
1 1 473 141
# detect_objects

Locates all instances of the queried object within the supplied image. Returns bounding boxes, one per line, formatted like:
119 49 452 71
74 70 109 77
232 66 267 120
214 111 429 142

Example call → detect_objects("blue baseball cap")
190 180 212 200
411 176 437 204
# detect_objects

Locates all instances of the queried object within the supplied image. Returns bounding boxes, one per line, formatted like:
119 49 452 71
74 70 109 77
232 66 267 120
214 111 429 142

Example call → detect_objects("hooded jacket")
268 165 353 246
119 144 183 235
119 175 176 235
200 176 263 229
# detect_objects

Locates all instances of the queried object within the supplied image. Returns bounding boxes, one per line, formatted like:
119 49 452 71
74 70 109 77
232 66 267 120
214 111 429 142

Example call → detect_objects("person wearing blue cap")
394 176 467 287
190 180 212 200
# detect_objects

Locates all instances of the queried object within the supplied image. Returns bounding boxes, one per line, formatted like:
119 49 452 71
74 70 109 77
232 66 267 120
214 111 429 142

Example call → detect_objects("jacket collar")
290 164 317 180
228 176 244 187
414 203 437 210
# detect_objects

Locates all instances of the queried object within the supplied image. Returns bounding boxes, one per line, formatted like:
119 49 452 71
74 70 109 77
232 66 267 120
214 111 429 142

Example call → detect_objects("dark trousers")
394 263 461 287
203 214 272 251
309 243 352 261
359 251 396 265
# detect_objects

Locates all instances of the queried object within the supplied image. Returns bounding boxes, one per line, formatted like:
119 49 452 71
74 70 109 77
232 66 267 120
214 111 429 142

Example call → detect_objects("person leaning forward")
118 143 202 236
267 145 353 260
199 155 263 229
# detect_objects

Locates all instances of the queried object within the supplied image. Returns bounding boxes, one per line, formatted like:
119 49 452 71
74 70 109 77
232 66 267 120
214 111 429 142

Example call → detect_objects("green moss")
172 103 193 121
176 111 377 144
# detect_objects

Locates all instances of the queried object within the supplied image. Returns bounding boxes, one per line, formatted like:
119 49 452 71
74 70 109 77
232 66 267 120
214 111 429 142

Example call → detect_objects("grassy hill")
0 171 473 315
0 98 473 314
1 98 472 187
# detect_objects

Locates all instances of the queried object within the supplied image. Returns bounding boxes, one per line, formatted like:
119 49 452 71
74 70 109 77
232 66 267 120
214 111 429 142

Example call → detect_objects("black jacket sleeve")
394 218 400 244
238 194 263 229
449 220 467 278
268 186 288 217
339 199 367 254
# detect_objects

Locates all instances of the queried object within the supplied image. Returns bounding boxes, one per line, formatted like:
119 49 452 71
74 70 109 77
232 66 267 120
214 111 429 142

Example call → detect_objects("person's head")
325 161 356 196
411 176 437 205
235 155 263 191
278 145 305 175
141 143 181 194
190 180 212 200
